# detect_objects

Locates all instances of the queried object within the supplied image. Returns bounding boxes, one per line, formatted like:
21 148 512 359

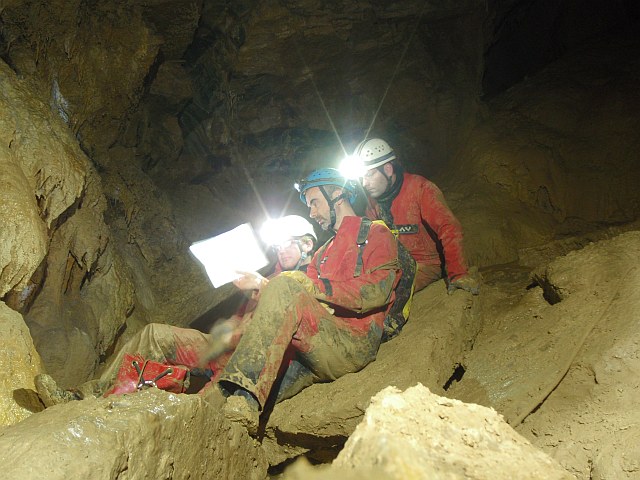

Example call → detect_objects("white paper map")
189 223 268 288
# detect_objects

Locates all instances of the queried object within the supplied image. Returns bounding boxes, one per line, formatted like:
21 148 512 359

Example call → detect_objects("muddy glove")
279 270 317 295
447 273 480 295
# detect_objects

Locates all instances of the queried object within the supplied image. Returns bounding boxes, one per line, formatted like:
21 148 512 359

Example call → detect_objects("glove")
447 274 480 295
279 270 316 295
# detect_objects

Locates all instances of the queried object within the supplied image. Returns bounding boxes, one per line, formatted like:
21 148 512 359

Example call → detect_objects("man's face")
305 186 332 231
275 239 301 271
362 167 389 198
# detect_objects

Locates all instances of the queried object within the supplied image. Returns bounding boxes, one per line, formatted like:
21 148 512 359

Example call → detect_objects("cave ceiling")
2 1 635 210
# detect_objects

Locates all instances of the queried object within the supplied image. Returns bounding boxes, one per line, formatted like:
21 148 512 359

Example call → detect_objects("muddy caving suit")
218 215 400 408
366 172 469 292
79 266 303 398
73 322 225 398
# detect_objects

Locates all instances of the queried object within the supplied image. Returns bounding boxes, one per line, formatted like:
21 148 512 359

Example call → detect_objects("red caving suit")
218 215 401 407
366 173 469 291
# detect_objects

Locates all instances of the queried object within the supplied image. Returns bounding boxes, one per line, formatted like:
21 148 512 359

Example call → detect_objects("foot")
34 373 81 408
222 389 260 435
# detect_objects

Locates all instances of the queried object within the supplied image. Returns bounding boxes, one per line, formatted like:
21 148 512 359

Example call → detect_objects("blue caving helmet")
295 168 358 205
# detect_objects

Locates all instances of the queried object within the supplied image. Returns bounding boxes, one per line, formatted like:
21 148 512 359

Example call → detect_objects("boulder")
0 389 268 479
0 302 44 427
283 384 573 479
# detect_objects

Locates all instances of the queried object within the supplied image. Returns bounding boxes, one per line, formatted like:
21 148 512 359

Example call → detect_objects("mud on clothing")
90 261 313 397
219 216 401 408
75 323 228 398
366 172 469 291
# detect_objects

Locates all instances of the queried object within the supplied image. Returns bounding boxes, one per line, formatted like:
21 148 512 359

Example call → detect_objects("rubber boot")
222 388 260 435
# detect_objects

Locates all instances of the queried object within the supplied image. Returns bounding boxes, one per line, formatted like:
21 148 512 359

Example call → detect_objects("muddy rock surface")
283 384 573 479
0 388 268 479
0 302 44 426
449 230 640 479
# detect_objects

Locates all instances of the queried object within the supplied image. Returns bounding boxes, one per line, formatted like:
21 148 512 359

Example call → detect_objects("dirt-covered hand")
447 274 480 295
198 318 238 367
233 271 267 291
279 270 316 295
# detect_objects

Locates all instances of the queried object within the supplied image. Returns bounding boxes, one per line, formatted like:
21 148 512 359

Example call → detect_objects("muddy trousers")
78 324 229 398
218 275 382 409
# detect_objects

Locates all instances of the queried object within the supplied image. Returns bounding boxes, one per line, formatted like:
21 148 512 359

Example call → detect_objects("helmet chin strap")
319 186 348 231
377 165 394 191
293 241 306 271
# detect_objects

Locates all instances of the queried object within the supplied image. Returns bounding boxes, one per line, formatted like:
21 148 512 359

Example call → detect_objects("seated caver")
343 138 480 295
217 168 402 434
34 216 318 407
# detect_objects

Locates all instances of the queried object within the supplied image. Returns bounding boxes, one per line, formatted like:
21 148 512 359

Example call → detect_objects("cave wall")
0 0 638 404
448 30 640 268
0 59 139 389
0 1 225 390
144 0 489 238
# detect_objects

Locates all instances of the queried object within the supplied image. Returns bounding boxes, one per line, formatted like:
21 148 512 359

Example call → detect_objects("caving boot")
221 387 260 435
34 373 82 408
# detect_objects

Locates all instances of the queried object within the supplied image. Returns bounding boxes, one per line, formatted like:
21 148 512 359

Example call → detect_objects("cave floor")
447 229 640 479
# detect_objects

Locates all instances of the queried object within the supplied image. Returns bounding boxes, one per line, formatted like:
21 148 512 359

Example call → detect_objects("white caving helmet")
339 138 397 179
354 138 396 170
259 215 317 247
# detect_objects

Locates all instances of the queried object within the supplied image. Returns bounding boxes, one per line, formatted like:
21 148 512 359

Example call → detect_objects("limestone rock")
0 60 86 297
449 34 640 268
0 389 268 480
0 144 48 298
510 231 640 478
0 302 44 427
329 384 573 479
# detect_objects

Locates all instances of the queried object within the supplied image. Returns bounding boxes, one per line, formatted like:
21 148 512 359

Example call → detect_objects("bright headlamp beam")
294 42 350 160
286 1 430 212
365 1 429 139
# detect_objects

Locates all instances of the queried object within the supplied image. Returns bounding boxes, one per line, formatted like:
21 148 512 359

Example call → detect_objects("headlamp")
259 215 317 247
259 218 287 247
338 154 366 180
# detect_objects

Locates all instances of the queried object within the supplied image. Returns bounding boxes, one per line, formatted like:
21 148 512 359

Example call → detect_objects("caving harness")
313 217 416 342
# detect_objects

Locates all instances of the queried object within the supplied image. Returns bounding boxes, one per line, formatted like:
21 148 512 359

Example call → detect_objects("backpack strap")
354 218 372 277
314 236 333 273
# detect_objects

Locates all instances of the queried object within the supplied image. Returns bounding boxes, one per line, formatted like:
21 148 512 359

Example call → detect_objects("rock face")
0 59 139 388
0 1 222 388
447 229 640 479
0 302 44 427
517 231 640 479
0 389 268 480
447 31 640 269
284 384 573 479
0 60 86 298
